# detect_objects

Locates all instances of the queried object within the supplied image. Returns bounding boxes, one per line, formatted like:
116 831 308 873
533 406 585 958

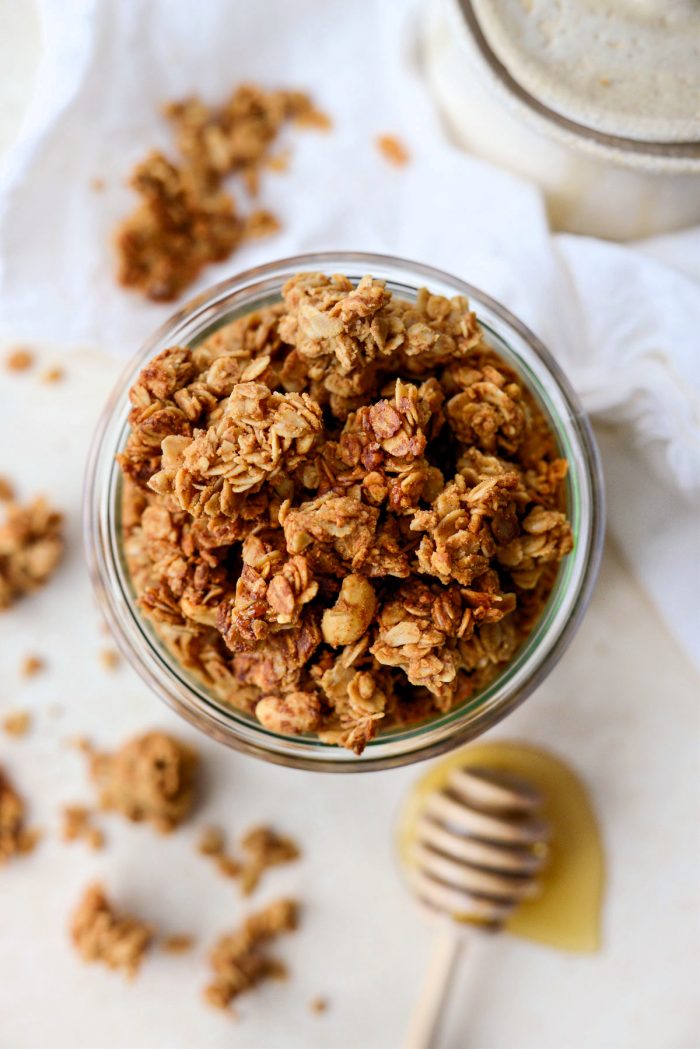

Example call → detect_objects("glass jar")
423 0 700 240
84 252 604 772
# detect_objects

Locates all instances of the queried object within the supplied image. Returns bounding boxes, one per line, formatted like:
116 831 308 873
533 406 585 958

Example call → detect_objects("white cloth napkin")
1 0 698 669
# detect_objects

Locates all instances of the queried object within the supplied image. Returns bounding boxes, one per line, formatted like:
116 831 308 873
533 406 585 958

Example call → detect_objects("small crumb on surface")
161 933 195 954
198 824 300 894
99 648 121 671
41 366 65 384
310 997 328 1015
243 209 281 240
70 883 154 978
2 711 31 738
0 477 14 502
91 177 105 191
20 654 45 679
5 348 34 372
61 804 105 850
266 150 290 173
376 134 410 166
198 825 225 856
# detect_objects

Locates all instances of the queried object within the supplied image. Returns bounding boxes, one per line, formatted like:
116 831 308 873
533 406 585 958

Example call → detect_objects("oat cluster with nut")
119 273 573 753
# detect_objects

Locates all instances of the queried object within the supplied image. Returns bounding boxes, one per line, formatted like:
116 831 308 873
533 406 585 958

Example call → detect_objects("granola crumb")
161 933 195 954
239 825 300 896
2 711 32 738
204 899 298 1010
41 366 65 384
91 177 106 191
90 731 198 833
70 883 154 978
61 804 105 850
266 150 291 173
197 824 225 856
310 997 328 1015
376 134 410 166
5 348 34 372
116 84 328 302
20 654 45 678
70 735 94 754
243 209 282 241
0 497 64 611
99 647 121 672
0 767 41 865
0 477 14 502
198 824 299 894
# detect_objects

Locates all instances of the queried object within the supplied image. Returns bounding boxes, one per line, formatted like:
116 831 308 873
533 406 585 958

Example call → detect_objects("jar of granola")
423 0 700 240
85 253 603 772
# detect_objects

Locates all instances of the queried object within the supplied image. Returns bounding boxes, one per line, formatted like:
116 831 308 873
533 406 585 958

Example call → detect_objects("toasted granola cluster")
119 273 573 754
117 85 329 301
89 731 198 833
0 497 64 611
204 898 298 1011
70 883 154 979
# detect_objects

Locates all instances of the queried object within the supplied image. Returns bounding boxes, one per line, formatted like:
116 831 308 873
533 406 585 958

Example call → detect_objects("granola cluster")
70 883 154 979
119 273 573 754
117 85 328 301
0 767 41 865
89 731 198 833
0 497 64 610
204 898 298 1011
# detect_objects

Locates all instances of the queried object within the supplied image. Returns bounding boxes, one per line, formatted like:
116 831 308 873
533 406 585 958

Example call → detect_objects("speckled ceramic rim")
458 0 700 168
84 252 605 773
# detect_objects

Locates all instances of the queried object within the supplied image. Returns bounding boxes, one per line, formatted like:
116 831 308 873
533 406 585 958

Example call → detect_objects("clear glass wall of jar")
84 253 604 772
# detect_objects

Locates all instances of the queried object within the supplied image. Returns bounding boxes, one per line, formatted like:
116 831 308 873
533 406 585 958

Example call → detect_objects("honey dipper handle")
403 927 462 1049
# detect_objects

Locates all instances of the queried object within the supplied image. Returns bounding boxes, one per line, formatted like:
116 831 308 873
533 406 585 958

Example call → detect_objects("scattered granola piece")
0 768 41 865
5 348 34 372
204 898 298 1011
61 805 105 850
161 933 195 954
217 854 243 879
91 177 105 191
238 825 300 896
0 497 64 611
2 711 31 738
99 648 121 672
198 824 299 894
197 824 225 856
118 272 573 753
41 366 65 384
0 477 14 501
20 654 45 678
90 731 198 833
376 134 410 166
243 209 282 240
70 883 154 978
310 997 328 1015
117 84 328 302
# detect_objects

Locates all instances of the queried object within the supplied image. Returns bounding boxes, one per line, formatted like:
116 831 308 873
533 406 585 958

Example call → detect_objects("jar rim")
84 252 605 773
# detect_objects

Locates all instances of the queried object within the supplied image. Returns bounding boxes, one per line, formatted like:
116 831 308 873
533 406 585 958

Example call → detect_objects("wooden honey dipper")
402 764 550 1049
